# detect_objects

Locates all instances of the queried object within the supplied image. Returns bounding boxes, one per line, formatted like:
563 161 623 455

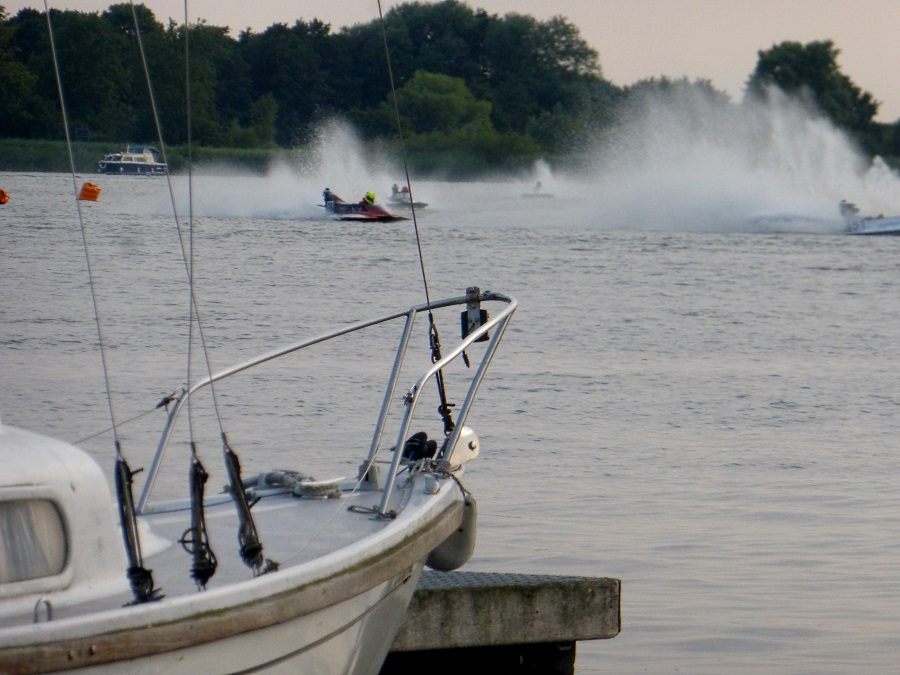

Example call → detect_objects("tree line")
1 1 898 173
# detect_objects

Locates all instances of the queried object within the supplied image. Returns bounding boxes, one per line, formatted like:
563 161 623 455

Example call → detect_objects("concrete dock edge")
381 571 621 674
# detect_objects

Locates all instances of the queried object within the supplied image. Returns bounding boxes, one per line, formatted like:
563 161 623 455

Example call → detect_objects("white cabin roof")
0 423 127 610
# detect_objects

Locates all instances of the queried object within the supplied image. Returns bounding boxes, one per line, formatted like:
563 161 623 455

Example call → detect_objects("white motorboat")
844 215 900 235
522 181 554 198
0 288 516 673
387 184 428 209
98 145 167 175
841 199 900 235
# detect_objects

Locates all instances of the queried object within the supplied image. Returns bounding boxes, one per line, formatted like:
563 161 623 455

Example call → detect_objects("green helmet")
364 191 376 204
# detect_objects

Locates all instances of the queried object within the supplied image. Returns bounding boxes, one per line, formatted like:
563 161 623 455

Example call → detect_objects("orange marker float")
0 188 9 204
78 182 100 201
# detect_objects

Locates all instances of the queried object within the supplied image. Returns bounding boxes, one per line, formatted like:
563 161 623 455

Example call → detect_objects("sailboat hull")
39 566 423 674
0 493 461 674
0 290 516 675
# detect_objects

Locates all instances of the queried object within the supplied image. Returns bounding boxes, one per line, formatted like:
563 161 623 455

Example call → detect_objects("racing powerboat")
321 190 409 222
841 199 900 235
387 184 428 210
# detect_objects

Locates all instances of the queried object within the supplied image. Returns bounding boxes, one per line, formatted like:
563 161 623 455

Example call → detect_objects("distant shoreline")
0 139 562 179
0 139 300 175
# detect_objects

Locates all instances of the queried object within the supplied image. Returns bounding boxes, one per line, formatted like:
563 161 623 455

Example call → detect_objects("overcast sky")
10 0 900 121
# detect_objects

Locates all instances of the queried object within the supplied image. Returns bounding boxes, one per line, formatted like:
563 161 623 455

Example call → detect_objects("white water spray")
563 85 900 233
161 119 406 220
158 89 900 233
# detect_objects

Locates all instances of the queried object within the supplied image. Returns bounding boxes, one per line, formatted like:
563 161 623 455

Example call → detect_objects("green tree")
625 76 731 110
479 12 601 134
383 70 493 134
0 6 50 138
0 0 625 166
7 6 174 141
370 70 540 174
101 2 160 41
239 19 334 145
615 76 734 155
100 3 170 143
337 1 605 152
376 0 488 84
121 17 247 147
746 40 878 138
224 92 279 147
182 21 251 145
48 10 136 140
105 5 250 146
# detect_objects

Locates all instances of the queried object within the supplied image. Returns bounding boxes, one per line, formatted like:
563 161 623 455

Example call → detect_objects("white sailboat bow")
0 289 516 673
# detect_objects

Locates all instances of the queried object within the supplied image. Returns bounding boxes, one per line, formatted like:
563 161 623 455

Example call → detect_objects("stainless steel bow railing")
137 290 517 514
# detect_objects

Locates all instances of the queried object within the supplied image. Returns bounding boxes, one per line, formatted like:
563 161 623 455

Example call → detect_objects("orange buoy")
0 188 9 204
78 182 101 201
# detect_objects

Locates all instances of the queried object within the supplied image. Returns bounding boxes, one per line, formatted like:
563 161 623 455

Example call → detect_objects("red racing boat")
321 189 409 223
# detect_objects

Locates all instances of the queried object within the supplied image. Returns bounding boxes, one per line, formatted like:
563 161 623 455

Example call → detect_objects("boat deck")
0 466 462 629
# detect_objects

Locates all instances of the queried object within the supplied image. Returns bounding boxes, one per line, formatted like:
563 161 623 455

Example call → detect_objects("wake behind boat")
841 199 900 235
522 181 554 199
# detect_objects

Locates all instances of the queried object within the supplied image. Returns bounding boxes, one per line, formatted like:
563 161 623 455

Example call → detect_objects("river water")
2 168 900 673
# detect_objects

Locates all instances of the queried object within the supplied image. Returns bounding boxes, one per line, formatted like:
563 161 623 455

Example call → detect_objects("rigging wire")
44 0 161 604
129 1 227 441
376 1 456 435
74 404 163 445
181 0 196 444
375 1 430 308
129 2 211 587
138 0 272 577
177 0 217 589
136 0 273 578
44 3 117 453
149 0 266 578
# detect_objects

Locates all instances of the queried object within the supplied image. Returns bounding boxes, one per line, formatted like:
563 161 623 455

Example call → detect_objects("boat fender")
426 494 477 571
444 427 479 469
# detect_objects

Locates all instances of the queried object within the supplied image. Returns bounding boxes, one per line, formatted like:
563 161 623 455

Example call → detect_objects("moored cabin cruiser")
98 145 167 175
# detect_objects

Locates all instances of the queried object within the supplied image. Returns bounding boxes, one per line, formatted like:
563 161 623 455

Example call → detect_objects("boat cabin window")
0 500 67 583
